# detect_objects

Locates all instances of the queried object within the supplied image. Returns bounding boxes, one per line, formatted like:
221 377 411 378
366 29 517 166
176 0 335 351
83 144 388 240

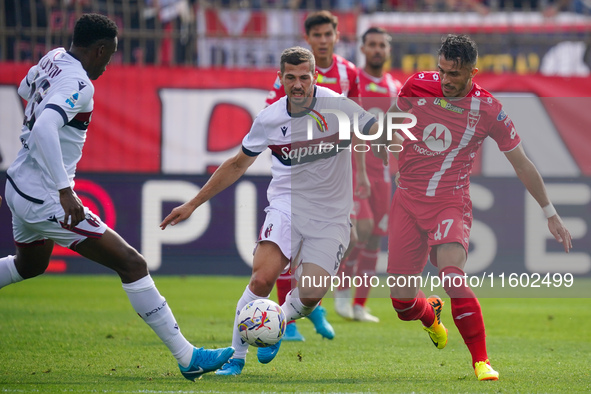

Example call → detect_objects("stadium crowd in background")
2 0 588 64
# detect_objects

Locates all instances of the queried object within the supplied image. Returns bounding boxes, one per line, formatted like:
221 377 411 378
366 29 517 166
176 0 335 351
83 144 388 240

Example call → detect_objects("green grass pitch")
1 275 590 393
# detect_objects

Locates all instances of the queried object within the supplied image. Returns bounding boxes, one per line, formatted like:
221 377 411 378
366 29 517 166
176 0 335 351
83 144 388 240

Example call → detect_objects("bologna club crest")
264 223 273 238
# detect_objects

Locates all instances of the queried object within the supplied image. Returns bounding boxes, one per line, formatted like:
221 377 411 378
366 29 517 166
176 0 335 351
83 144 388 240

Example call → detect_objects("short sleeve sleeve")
395 76 414 112
488 107 522 152
44 78 93 126
242 115 268 156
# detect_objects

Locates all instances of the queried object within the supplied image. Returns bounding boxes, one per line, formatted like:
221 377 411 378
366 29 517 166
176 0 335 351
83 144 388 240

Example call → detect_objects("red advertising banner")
1 63 591 176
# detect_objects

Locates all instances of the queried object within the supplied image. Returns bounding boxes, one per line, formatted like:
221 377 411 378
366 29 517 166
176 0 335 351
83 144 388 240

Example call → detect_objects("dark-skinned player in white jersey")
0 13 234 381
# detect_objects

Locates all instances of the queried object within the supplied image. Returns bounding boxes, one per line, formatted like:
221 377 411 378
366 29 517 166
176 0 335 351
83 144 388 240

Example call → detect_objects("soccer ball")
238 299 286 347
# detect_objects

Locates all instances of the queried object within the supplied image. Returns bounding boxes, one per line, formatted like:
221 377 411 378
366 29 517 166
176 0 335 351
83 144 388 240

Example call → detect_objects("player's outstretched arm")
505 144 572 253
160 151 257 229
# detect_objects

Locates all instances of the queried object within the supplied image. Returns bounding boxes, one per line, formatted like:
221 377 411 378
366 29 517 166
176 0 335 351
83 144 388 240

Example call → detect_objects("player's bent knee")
15 247 53 279
389 280 419 300
357 221 374 243
116 250 149 282
16 261 49 279
249 274 276 297
299 282 328 301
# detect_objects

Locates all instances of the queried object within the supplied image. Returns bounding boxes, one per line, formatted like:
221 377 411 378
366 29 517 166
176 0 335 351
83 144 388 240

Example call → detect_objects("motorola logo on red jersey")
422 123 452 152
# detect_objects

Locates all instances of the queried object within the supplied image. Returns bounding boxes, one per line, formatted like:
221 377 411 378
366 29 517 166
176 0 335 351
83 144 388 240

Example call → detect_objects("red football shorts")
387 188 473 275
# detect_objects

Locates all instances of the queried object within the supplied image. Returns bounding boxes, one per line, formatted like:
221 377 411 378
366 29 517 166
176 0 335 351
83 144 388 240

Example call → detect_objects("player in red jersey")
374 34 572 381
267 11 361 342
334 27 401 323
265 11 359 106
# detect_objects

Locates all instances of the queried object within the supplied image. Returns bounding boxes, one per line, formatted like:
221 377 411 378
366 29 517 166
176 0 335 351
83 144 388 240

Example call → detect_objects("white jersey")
7 48 94 206
242 86 376 223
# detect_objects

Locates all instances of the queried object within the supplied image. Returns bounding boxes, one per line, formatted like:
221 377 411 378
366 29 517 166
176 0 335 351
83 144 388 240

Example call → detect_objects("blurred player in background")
0 14 234 381
375 34 572 381
161 47 378 376
266 10 361 342
334 27 402 323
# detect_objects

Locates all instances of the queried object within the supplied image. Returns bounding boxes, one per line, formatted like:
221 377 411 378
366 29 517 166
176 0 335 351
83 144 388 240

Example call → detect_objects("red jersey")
265 53 360 106
396 71 521 198
357 69 402 176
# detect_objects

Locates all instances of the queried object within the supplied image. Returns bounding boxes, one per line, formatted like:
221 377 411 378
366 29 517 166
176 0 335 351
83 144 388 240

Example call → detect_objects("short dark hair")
438 34 478 69
304 11 338 35
362 27 391 44
280 46 315 74
73 13 118 48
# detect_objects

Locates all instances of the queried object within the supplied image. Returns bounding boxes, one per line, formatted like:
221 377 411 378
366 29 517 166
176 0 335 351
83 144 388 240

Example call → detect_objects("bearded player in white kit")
160 46 382 375
0 13 234 381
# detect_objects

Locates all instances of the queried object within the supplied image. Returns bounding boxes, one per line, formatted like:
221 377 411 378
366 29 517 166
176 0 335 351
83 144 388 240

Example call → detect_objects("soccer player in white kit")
0 13 234 381
160 46 381 375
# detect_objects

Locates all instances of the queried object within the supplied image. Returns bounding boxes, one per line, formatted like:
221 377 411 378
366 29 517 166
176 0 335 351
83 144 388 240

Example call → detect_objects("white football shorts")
258 206 350 277
6 180 108 249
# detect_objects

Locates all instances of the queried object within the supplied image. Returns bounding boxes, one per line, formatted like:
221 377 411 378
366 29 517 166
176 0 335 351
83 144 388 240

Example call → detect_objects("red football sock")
276 270 294 324
353 248 379 306
391 289 435 327
276 270 292 305
440 266 488 366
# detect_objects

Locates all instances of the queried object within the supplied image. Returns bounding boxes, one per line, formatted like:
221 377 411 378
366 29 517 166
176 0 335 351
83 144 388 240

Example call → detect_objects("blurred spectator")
285 0 337 9
544 0 591 16
144 0 195 64
434 0 490 13
3 0 54 61
540 40 590 76
387 0 489 13
483 0 539 11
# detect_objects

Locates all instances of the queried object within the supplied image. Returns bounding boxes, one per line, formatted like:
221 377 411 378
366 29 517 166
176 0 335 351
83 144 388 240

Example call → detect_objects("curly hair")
438 34 478 68
73 13 118 48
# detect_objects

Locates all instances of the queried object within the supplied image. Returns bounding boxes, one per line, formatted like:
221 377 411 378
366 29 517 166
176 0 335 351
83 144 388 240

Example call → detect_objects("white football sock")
232 285 266 360
122 275 193 367
282 288 316 321
0 256 23 289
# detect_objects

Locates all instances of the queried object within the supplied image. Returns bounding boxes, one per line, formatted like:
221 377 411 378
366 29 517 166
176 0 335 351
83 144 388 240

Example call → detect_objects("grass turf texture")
1 275 590 393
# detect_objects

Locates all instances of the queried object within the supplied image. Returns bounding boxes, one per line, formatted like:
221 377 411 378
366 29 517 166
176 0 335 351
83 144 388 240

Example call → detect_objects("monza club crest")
467 111 481 129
